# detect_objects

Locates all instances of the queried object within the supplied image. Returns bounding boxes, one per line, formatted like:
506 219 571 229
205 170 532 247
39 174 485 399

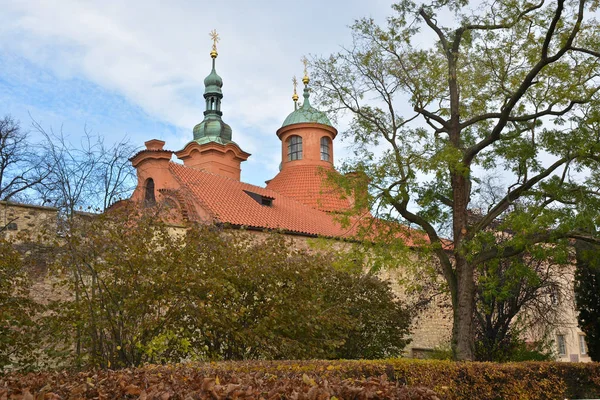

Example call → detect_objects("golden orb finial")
301 56 309 85
292 76 299 102
209 29 220 58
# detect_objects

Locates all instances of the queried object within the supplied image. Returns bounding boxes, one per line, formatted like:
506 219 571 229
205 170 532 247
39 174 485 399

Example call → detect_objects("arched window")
287 135 303 161
144 178 156 205
320 137 331 161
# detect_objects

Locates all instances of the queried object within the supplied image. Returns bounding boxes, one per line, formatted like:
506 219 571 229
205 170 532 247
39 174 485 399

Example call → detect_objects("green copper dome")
193 116 232 142
190 54 235 145
282 87 332 128
204 65 223 95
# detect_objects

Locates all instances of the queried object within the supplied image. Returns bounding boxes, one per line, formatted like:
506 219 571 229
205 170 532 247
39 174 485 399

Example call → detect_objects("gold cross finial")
301 56 310 85
209 29 220 58
292 76 299 103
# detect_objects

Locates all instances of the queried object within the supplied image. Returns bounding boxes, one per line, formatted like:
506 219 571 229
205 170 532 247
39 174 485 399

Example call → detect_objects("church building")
129 36 364 238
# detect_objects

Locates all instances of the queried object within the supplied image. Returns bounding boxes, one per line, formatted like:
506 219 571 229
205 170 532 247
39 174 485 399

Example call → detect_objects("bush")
42 206 411 368
1 359 599 399
474 329 554 362
0 239 42 371
575 238 600 361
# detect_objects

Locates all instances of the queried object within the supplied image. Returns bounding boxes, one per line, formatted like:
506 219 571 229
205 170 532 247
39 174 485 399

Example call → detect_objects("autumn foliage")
2 359 600 399
1 206 411 370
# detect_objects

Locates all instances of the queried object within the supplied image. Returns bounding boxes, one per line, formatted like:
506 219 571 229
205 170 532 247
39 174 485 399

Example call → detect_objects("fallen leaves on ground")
0 362 440 400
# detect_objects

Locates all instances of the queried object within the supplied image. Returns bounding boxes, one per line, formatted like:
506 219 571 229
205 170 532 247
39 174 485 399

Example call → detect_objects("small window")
145 178 156 205
557 334 566 356
580 335 587 355
6 222 17 231
320 137 330 161
549 286 559 305
287 135 303 161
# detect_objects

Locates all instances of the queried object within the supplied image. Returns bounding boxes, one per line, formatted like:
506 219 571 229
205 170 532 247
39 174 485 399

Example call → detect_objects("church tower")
266 59 352 213
176 30 250 180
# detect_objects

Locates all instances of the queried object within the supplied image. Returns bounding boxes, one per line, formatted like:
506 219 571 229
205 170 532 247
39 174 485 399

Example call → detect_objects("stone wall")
0 201 58 241
1 201 591 361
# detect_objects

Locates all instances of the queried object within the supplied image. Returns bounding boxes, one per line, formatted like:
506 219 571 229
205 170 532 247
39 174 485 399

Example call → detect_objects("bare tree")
32 121 136 216
0 115 50 202
96 137 137 212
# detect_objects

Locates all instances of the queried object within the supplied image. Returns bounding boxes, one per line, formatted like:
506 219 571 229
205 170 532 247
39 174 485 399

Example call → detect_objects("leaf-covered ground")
2 359 600 399
1 362 438 400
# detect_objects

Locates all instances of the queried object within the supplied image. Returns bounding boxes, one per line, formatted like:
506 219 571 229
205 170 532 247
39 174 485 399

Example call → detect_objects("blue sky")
0 0 394 187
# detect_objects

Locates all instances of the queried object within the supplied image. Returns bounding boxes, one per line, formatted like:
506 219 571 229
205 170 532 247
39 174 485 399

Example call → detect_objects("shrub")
1 359 599 399
575 238 600 361
44 206 411 368
0 239 42 371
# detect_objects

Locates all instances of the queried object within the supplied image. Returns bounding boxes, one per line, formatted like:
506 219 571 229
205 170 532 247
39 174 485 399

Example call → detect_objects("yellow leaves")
0 359 595 399
302 373 317 386
86 377 95 388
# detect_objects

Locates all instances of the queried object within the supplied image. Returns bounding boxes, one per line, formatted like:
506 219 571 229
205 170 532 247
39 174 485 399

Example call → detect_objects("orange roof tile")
265 165 353 213
166 162 436 248
169 163 357 237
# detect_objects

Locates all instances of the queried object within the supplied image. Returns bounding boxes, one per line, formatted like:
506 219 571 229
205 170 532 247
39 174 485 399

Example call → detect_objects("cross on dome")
209 29 219 58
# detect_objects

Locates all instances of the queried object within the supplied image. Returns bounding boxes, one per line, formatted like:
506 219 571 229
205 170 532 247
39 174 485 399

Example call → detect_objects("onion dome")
203 63 223 96
281 86 333 127
192 30 234 144
193 118 233 143
282 64 332 128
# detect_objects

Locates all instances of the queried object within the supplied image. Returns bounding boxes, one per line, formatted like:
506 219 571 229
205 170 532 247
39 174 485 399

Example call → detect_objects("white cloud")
0 0 394 182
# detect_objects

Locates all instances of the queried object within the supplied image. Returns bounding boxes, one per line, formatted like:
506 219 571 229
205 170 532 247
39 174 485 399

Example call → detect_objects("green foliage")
475 329 554 363
473 245 564 362
46 206 411 368
334 273 413 359
574 238 600 361
0 239 42 371
427 344 453 360
312 0 600 359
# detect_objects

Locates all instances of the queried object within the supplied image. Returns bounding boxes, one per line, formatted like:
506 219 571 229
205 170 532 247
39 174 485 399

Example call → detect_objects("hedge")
1 359 599 399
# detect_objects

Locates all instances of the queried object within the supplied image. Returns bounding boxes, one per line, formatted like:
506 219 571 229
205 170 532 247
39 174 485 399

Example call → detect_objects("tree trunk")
450 168 475 360
452 256 475 360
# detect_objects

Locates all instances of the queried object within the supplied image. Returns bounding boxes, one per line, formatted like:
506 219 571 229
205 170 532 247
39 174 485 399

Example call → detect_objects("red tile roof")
166 162 433 247
266 165 353 213
169 162 357 237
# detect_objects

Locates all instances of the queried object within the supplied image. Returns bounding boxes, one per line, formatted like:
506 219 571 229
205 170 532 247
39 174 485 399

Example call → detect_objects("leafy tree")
312 0 600 359
335 273 413 359
575 238 600 361
49 206 411 368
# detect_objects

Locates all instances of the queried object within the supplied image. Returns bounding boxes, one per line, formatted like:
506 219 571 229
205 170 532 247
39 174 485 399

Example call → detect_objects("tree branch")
470 157 569 234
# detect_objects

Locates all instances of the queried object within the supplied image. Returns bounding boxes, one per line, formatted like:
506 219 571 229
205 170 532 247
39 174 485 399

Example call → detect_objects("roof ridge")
169 161 272 191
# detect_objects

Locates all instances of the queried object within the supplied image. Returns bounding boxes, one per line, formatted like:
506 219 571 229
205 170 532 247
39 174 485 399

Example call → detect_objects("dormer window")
287 135 303 161
244 190 274 207
320 137 331 161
